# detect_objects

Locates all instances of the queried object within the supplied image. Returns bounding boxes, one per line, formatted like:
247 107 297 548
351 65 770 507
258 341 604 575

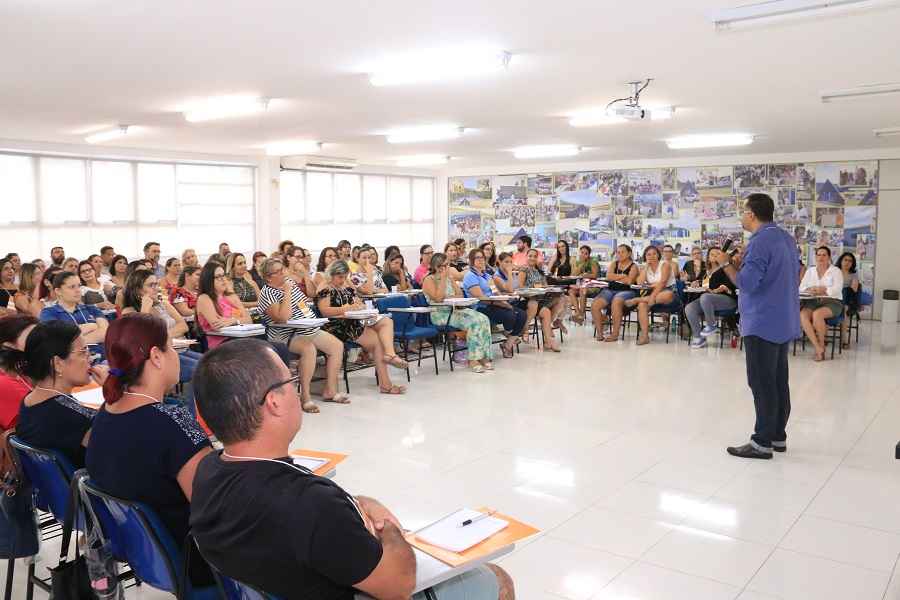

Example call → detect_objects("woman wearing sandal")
799 246 844 362
521 249 561 352
313 246 341 291
625 245 676 346
316 260 407 395
350 246 388 296
463 249 525 359
592 244 639 342
258 258 347 413
422 253 495 373
569 245 599 324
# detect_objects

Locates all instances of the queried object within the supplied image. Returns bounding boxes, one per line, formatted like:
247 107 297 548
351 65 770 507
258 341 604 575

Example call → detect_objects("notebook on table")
288 448 348 477
218 324 265 334
286 317 330 327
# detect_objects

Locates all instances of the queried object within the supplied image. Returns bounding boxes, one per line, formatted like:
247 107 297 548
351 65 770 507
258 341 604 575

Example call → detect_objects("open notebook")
415 509 509 553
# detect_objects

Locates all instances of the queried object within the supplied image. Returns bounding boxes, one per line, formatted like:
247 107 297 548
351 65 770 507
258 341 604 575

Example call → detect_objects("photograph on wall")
614 195 634 216
584 236 616 262
676 167 702 203
554 172 577 193
815 206 844 228
797 163 815 200
767 164 797 186
599 170 628 196
860 261 875 296
644 218 695 248
493 175 528 206
628 169 662 194
818 161 877 189
843 189 878 206
495 204 535 228
696 166 733 195
792 225 809 247
662 192 680 218
815 178 846 206
449 211 482 240
533 222 558 248
589 208 614 234
694 196 737 220
776 187 796 207
734 164 767 188
855 234 876 261
595 193 612 210
479 216 496 245
558 197 591 219
528 173 554 196
843 206 876 246
701 220 744 250
662 167 677 191
531 195 559 222
635 193 663 218
449 177 492 209
616 215 643 238
557 218 589 247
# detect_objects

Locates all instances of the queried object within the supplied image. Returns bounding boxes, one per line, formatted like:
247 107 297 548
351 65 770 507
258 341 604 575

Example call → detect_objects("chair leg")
342 348 351 393
5 558 14 600
25 562 34 600
432 337 439 375
446 334 455 372
404 339 411 382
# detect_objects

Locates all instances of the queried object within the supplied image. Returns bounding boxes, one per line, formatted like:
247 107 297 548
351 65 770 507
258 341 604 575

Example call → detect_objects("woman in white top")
626 245 676 346
799 245 844 362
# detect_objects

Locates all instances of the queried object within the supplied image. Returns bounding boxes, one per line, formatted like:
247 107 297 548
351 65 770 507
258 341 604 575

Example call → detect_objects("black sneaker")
726 443 773 459
772 442 786 453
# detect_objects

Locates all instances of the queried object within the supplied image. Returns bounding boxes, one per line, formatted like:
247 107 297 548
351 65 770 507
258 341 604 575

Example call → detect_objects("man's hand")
355 496 403 531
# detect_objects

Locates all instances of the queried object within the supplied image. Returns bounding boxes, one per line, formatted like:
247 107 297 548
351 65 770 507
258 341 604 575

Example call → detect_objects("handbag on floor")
49 471 94 600
0 430 39 560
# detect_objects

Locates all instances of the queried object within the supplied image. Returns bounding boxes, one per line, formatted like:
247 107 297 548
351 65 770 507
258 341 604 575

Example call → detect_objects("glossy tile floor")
5 321 900 600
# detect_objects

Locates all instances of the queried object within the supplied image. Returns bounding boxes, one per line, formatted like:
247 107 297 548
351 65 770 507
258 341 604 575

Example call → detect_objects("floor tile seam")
881 552 900 600
638 550 761 590
791 513 900 538
771 540 900 575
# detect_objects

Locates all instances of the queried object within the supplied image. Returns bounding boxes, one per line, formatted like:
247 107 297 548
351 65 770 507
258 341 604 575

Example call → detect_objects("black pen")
459 510 497 528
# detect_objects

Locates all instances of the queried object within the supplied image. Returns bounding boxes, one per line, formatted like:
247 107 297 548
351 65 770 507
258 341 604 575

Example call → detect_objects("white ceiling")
2 0 900 167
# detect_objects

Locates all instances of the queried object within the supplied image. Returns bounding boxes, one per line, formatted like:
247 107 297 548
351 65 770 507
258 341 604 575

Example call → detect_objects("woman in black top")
86 313 212 584
15 321 105 469
684 247 738 348
0 256 17 313
592 244 640 341
681 247 707 286
381 252 411 291
548 240 573 278
479 242 498 275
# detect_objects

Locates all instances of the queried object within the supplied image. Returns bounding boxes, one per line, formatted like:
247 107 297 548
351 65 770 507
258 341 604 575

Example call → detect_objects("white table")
413 545 515 593
213 326 267 338
73 386 104 410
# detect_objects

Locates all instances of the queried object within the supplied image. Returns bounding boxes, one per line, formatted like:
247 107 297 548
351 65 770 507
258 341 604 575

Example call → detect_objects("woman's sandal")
322 393 351 404
482 360 494 371
469 362 485 373
501 342 515 358
813 350 825 362
379 384 407 395
546 343 562 353
636 336 650 346
383 354 409 369
603 334 618 342
301 400 320 413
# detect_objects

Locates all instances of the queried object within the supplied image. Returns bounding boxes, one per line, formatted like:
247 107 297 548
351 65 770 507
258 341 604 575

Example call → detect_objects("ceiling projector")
604 79 672 121
607 103 648 121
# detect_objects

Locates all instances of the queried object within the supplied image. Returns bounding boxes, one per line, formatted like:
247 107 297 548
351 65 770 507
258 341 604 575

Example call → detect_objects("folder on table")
288 448 348 477
407 507 540 567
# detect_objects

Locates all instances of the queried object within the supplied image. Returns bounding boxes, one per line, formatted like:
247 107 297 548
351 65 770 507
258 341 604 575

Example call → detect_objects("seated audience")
115 260 152 311
413 245 434 286
87 254 111 288
189 339 514 600
218 242 231 258
422 253 495 373
0 257 18 314
4 253 21 287
569 245 600 324
493 252 523 294
799 246 844 362
196 262 253 349
286 248 318 299
351 246 387 295
443 243 466 281
41 271 109 347
685 247 737 349
512 235 533 267
32 259 46 271
454 238 468 257
144 241 164 277
316 260 407 395
225 252 261 308
61 256 79 274
277 240 295 257
336 239 358 272
106 254 128 302
161 257 182 296
0 315 37 430
351 245 362 267
182 248 199 268
50 246 65 268
39 266 61 307
86 313 212 584
15 321 104 468
521 250 561 352
625 246 676 346
837 251 860 347
257 258 345 412
14 263 44 317
681 246 707 286
170 265 202 318
546 240 572 330
463 248 525 359
78 260 114 309
313 246 340 291
592 244 639 342
382 252 411 291
99 246 116 275
249 251 267 289
480 242 498 275
662 244 680 281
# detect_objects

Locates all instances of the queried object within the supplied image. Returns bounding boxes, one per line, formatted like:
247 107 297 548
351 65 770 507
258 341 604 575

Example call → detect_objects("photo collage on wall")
449 160 879 310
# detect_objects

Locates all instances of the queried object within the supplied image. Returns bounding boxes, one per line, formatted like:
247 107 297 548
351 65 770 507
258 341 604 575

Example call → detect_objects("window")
0 152 255 261
280 171 434 254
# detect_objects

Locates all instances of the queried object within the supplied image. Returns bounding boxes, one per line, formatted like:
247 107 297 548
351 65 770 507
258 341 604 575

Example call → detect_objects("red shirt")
0 371 30 430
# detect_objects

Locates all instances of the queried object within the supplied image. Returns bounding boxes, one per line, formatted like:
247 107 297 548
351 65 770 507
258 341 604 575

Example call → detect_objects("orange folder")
288 448 349 477
406 507 540 567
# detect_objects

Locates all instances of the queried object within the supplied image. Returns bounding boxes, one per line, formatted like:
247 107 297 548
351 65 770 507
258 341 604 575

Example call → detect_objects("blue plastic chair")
713 308 739 348
794 310 844 359
413 293 466 371
8 437 77 524
79 478 217 600
648 281 684 344
376 295 440 379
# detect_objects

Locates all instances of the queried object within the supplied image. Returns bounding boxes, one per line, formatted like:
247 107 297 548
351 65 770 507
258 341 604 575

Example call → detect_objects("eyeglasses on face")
259 373 301 405
214 273 227 280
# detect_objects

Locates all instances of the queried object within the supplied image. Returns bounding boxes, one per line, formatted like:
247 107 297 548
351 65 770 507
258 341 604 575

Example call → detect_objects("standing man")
721 193 800 459
143 241 163 278
50 246 65 267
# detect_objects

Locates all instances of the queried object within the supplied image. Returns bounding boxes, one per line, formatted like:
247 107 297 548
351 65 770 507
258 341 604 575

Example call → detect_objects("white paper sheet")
416 509 508 553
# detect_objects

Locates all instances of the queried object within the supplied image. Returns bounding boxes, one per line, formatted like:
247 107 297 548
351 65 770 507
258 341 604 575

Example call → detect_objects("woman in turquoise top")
422 253 494 373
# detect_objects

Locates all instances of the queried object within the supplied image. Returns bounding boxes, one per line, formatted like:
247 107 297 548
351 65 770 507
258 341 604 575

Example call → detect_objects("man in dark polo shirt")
189 339 514 600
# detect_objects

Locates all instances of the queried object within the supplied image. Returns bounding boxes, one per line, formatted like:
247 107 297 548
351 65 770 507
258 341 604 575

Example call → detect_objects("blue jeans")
477 303 527 336
744 336 791 450
598 288 636 305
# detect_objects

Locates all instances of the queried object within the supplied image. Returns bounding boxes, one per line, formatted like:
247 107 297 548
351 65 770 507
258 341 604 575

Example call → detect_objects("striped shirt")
257 279 319 343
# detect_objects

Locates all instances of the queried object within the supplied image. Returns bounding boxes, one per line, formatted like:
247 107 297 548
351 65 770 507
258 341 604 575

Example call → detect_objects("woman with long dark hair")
196 262 253 350
836 251 860 348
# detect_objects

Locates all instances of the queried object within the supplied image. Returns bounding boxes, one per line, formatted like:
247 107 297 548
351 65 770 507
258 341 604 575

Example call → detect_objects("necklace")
34 385 77 402
122 391 161 404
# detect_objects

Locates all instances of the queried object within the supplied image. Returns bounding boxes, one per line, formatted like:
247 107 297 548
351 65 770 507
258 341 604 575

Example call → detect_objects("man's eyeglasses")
259 374 300 405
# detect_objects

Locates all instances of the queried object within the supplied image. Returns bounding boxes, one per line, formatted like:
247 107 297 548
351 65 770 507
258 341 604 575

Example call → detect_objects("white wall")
874 159 900 321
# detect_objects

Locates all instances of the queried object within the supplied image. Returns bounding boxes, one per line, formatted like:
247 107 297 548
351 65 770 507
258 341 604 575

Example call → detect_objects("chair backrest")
191 535 282 600
79 477 183 595
675 279 687 305
375 295 414 334
410 293 433 327
8 436 76 521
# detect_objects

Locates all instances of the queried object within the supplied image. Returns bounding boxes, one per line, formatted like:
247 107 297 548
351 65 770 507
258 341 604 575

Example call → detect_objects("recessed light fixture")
183 96 269 122
395 154 450 167
264 140 322 156
386 124 464 144
513 145 581 159
666 133 754 149
368 45 512 86
874 127 900 137
709 0 900 30
821 82 900 102
84 126 130 144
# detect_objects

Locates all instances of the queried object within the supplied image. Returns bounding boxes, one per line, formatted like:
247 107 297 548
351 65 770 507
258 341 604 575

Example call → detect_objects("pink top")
414 263 429 285
198 296 237 349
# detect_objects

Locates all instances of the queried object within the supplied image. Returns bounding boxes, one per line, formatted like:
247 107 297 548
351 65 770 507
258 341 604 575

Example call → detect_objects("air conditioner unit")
280 155 358 171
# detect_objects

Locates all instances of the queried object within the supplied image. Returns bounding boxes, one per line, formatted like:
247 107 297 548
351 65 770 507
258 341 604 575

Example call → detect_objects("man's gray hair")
261 257 285 278
325 259 350 278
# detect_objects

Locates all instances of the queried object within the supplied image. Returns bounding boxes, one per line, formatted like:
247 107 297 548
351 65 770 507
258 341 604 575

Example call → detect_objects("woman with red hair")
86 312 212 584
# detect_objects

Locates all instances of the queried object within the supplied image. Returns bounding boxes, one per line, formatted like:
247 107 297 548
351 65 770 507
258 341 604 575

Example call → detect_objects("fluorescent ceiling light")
183 96 269 122
386 124 464 144
368 45 512 86
666 133 754 149
84 126 130 144
264 140 322 156
821 82 900 102
513 145 580 159
395 154 450 167
874 127 900 137
709 0 900 30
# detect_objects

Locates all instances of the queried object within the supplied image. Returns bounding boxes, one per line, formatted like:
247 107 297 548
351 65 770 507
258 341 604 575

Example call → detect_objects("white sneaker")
690 337 707 349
